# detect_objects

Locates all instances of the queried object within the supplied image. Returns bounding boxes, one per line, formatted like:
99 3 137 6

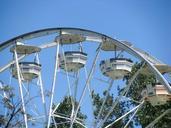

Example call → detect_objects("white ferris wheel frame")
0 27 170 128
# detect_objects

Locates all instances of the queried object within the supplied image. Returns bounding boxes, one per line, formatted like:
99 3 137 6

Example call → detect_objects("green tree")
123 62 171 127
91 90 131 128
0 82 33 128
50 96 87 128
92 62 171 127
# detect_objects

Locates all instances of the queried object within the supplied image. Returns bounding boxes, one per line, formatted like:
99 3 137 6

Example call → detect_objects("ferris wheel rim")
0 27 170 93
0 27 171 128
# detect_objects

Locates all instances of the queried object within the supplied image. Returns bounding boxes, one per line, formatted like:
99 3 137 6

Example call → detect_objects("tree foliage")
123 62 171 127
92 62 171 128
91 90 131 127
0 83 30 128
1 62 171 128
50 96 87 128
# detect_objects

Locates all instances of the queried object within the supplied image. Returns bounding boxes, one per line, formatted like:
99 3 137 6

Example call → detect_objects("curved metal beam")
0 27 170 93
0 27 105 52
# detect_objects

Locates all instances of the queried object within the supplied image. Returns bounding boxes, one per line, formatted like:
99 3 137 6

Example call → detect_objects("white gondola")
141 84 171 106
10 43 41 81
59 51 87 72
11 62 41 81
100 58 133 79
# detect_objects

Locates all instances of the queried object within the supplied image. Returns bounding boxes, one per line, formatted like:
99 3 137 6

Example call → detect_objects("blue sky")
0 0 171 65
0 0 171 127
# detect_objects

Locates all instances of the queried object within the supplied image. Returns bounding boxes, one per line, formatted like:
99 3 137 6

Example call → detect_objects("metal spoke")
98 62 146 128
95 79 114 126
145 109 171 128
36 53 48 124
122 96 142 104
61 47 75 120
70 43 102 128
47 42 60 128
105 101 144 128
84 66 96 127
123 100 144 128
1 27 170 128
52 115 58 128
73 72 79 101
52 113 86 128
14 47 28 128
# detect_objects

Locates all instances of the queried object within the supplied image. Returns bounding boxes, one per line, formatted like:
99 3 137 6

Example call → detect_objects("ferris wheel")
0 27 171 128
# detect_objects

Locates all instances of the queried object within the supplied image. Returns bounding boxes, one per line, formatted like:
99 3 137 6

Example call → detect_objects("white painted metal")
84 66 96 127
55 34 86 44
123 100 144 128
1 28 170 92
52 113 86 128
47 42 60 128
14 48 28 128
0 55 25 73
98 62 145 128
36 54 48 125
100 58 133 79
61 47 75 120
10 43 41 54
11 62 41 81
145 109 171 128
70 43 102 128
95 80 114 126
105 101 144 128
59 51 87 72
142 84 171 106
101 37 123 51
0 28 171 128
